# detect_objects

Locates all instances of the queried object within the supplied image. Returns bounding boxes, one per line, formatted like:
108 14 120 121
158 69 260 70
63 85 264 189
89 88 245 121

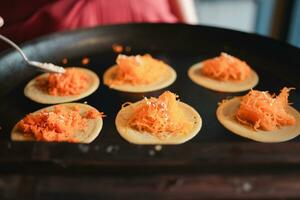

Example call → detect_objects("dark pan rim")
1 23 300 58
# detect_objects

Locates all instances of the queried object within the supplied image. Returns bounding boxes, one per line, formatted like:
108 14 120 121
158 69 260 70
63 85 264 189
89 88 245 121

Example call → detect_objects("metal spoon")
0 33 65 74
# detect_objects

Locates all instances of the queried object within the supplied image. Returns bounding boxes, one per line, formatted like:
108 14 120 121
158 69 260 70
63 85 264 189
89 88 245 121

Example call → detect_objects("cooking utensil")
0 34 65 73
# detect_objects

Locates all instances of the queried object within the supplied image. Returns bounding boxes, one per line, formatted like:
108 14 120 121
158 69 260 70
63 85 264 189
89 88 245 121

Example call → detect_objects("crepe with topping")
217 88 300 142
115 91 202 144
24 67 99 104
188 53 258 92
11 103 103 143
104 54 176 93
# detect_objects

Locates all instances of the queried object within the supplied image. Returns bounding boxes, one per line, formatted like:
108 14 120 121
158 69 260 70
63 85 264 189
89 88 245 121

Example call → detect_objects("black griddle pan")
0 23 300 175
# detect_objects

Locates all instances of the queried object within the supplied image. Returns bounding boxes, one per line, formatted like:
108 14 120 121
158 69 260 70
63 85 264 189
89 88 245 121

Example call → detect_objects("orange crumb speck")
82 57 90 65
72 105 81 112
62 58 68 64
112 43 124 53
85 109 105 119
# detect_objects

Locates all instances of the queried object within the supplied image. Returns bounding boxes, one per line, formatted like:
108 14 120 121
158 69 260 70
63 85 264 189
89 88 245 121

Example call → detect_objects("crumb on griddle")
125 46 131 52
154 145 162 151
106 145 119 154
62 58 68 64
148 149 155 156
82 57 90 65
112 43 124 53
78 144 89 153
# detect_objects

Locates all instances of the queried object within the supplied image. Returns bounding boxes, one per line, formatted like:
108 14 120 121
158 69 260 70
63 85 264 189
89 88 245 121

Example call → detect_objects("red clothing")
0 0 178 50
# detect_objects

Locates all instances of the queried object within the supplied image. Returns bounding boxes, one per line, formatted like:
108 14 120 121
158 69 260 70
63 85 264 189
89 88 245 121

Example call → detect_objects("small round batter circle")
24 67 100 104
103 64 177 93
115 100 202 144
11 103 103 143
188 62 259 92
216 97 300 142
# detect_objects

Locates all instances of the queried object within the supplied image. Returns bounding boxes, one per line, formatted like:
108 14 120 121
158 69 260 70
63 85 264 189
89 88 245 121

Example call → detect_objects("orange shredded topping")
85 109 106 119
107 54 168 86
81 57 90 65
17 105 102 142
236 87 296 131
201 52 251 81
36 68 90 96
112 43 124 53
127 91 192 139
62 58 68 64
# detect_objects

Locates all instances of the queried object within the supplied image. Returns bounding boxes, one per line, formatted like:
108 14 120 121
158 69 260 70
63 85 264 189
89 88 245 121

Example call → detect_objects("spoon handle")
0 33 65 73
0 34 29 62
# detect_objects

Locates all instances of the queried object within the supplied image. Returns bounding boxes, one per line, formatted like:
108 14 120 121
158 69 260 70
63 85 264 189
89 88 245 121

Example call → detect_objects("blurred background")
0 0 300 50
194 0 300 48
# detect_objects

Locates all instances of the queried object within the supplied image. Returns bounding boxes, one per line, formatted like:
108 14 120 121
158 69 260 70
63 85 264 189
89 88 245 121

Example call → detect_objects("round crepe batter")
24 67 100 104
11 103 103 143
103 64 177 93
115 101 202 144
188 62 259 92
216 97 300 142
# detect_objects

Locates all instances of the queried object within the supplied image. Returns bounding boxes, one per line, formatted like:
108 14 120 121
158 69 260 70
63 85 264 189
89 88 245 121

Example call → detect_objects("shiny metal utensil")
0 34 65 73
0 17 3 28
